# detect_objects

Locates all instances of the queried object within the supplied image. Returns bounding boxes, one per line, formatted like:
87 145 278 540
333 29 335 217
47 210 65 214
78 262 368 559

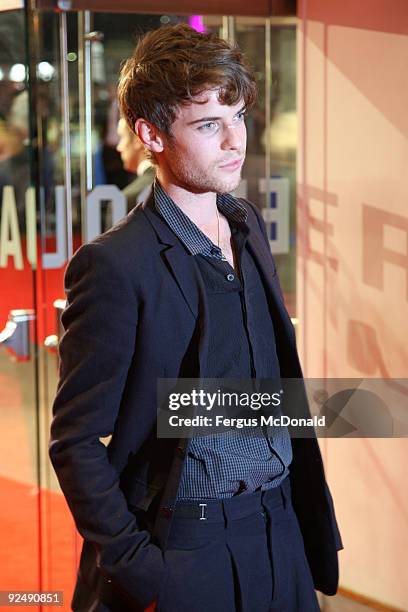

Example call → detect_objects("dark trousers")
156 477 320 612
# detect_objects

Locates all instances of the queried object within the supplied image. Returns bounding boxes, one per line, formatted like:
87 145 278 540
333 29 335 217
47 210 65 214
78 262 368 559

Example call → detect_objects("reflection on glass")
0 10 30 236
0 6 39 595
236 18 297 315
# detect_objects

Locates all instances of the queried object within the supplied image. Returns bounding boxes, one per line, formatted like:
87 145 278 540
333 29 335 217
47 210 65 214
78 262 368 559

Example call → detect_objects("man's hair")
117 23 257 138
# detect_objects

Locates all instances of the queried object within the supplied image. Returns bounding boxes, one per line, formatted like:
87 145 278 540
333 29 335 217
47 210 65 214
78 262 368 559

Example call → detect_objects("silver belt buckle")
199 503 207 520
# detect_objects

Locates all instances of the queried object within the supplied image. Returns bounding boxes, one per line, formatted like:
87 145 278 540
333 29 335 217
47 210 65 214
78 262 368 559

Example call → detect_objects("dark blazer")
49 191 343 612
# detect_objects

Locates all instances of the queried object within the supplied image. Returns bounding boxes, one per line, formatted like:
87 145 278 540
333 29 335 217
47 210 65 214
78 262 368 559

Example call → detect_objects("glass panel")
75 13 188 240
0 6 40 594
236 17 297 317
268 22 297 315
201 14 223 36
26 10 82 599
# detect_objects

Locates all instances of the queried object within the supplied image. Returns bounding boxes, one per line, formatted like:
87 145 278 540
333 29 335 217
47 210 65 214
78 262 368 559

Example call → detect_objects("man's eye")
236 111 246 121
198 122 218 132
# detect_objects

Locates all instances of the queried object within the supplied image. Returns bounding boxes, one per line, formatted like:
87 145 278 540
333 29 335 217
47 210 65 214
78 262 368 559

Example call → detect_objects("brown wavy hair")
117 23 257 138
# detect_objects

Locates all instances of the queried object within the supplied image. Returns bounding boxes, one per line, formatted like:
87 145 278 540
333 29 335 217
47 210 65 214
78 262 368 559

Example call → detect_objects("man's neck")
156 172 217 226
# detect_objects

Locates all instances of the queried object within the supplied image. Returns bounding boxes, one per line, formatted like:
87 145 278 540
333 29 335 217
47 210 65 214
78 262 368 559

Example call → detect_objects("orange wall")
297 1 408 609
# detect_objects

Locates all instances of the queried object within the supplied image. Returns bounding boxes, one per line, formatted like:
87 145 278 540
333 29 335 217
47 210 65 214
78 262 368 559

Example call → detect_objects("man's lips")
219 158 244 170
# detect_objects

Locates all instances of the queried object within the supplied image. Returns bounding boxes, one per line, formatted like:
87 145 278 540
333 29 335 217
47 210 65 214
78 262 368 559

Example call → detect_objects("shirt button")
226 273 235 281
210 247 218 255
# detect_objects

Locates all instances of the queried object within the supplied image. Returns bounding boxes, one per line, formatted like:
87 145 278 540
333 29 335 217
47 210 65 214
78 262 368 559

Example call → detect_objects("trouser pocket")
156 524 235 612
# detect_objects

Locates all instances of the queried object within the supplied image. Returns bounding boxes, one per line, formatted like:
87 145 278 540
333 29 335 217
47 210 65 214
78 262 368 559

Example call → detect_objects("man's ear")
135 118 164 154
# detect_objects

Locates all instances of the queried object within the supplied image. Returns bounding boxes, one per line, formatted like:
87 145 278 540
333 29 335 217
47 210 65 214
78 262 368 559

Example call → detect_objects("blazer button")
160 506 173 518
226 273 235 281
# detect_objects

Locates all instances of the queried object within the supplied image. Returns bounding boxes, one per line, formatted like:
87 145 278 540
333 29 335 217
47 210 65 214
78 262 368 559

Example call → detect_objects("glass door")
0 3 297 608
0 1 41 599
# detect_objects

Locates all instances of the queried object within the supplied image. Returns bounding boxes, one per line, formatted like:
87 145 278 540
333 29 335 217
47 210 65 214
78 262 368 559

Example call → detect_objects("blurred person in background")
116 117 154 210
0 98 30 233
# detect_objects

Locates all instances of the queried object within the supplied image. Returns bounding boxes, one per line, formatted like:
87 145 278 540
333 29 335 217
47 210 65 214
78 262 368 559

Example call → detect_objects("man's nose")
221 124 244 150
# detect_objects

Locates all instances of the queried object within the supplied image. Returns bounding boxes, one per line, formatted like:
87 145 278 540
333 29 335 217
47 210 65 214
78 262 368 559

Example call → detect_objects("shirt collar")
153 179 248 257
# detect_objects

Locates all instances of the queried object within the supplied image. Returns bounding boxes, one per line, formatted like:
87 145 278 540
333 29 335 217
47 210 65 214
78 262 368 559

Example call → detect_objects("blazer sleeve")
49 241 167 609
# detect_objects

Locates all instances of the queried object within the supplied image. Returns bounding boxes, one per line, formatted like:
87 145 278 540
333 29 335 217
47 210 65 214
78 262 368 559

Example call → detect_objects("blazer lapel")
161 246 200 321
141 192 212 381
142 198 199 321
142 195 212 549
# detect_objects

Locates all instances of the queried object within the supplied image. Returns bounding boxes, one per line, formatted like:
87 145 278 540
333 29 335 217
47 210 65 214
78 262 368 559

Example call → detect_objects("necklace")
216 206 220 247
216 206 227 261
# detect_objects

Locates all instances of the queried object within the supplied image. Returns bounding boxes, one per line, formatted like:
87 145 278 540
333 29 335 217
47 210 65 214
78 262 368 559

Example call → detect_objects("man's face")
116 118 143 173
159 89 247 194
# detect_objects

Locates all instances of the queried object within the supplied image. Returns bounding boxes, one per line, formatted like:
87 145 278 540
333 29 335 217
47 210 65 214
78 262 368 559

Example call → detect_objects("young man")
49 24 343 612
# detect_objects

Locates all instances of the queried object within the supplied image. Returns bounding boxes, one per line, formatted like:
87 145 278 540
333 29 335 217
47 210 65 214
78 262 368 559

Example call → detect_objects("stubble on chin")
203 169 243 195
175 163 243 195
164 142 244 194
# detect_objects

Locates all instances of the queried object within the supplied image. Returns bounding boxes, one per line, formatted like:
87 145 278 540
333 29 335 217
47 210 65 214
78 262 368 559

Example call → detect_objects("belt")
172 476 291 522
